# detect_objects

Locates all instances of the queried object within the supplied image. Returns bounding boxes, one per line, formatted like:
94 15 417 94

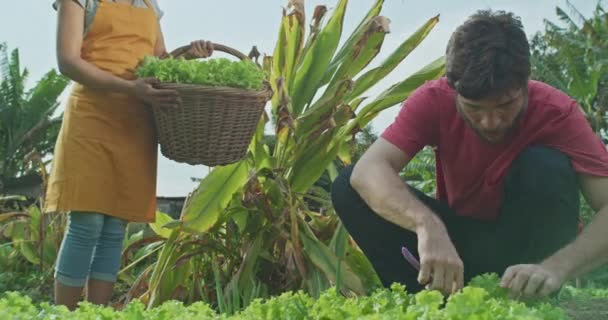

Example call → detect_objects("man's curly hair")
446 10 531 99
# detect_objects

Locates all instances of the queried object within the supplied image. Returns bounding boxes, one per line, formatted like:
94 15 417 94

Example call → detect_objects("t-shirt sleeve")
53 0 86 10
380 83 440 158
541 101 608 177
148 0 164 19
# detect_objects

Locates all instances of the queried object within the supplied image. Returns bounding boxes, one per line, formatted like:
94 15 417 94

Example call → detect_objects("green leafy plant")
400 146 436 196
135 0 446 309
0 43 69 194
0 274 572 319
135 57 265 90
530 1 608 133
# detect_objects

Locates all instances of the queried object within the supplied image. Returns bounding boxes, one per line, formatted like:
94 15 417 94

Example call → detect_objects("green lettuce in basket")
135 56 265 90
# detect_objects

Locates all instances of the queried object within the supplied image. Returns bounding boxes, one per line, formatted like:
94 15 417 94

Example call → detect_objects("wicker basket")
150 43 272 166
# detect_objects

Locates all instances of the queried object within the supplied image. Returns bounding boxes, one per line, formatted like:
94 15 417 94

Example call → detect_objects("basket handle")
169 43 251 62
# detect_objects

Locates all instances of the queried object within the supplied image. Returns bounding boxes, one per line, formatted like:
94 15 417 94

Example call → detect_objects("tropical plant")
400 146 436 196
530 1 608 134
0 149 65 275
0 274 572 319
132 0 446 309
0 204 66 272
0 43 69 195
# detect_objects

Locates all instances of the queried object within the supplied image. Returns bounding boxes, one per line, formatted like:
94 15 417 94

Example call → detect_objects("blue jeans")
55 212 127 287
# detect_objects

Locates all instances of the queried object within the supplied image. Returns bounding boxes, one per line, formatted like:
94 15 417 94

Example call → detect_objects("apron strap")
142 0 153 9
97 0 152 8
99 0 142 4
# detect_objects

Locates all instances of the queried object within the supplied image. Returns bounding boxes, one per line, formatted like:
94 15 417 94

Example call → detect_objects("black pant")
331 147 579 292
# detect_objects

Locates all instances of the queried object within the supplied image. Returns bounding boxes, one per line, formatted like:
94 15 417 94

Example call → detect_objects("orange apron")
45 0 159 222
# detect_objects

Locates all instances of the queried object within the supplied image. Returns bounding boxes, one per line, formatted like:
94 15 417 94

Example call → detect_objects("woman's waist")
68 83 152 120
80 49 146 80
71 83 137 104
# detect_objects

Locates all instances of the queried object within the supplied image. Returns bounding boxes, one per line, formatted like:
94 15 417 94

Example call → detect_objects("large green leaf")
42 235 58 266
321 16 390 101
3 220 26 241
234 235 264 297
273 79 296 168
297 15 390 139
341 56 445 137
282 0 305 90
366 56 445 112
162 253 192 303
181 160 250 233
149 211 174 239
319 0 384 86
250 113 272 171
18 242 40 265
0 45 68 181
27 205 41 240
290 0 348 116
26 70 68 117
294 5 328 84
327 162 339 182
295 79 353 139
305 267 329 298
270 9 289 113
329 222 349 291
345 15 439 101
329 222 348 256
147 229 180 308
344 244 382 293
288 131 341 194
231 208 249 233
336 138 352 166
0 212 29 224
300 223 365 295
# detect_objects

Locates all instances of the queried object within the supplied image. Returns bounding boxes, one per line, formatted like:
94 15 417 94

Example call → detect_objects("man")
331 10 608 299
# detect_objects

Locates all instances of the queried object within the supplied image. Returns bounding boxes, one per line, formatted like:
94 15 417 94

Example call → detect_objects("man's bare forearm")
350 160 443 233
542 205 608 278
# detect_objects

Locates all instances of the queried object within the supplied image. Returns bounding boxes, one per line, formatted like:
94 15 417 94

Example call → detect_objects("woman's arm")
56 0 134 94
154 24 170 58
56 0 180 108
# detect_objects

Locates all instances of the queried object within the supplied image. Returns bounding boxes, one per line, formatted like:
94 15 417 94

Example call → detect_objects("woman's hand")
184 40 214 59
131 78 181 109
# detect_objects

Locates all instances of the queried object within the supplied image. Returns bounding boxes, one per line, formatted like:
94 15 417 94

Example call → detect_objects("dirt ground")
560 298 608 320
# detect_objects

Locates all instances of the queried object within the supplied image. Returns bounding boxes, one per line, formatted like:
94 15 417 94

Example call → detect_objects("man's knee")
331 164 359 216
507 146 577 196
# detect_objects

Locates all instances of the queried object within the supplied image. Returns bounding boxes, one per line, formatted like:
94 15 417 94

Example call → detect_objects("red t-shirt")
382 77 608 221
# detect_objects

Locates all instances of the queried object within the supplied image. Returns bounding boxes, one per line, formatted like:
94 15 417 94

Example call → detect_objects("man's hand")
500 263 567 299
417 218 464 295
131 77 181 109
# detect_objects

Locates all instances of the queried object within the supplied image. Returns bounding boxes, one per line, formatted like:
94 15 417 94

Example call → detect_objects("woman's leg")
54 212 105 310
87 214 128 305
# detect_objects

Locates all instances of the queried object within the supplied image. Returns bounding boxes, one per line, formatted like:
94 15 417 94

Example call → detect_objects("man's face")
456 88 528 144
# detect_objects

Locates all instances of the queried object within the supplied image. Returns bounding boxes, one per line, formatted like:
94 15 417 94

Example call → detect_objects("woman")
48 0 213 310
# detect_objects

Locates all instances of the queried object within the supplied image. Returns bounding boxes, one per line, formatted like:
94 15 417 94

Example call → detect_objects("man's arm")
547 174 608 276
351 137 464 295
351 138 427 232
501 174 608 298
